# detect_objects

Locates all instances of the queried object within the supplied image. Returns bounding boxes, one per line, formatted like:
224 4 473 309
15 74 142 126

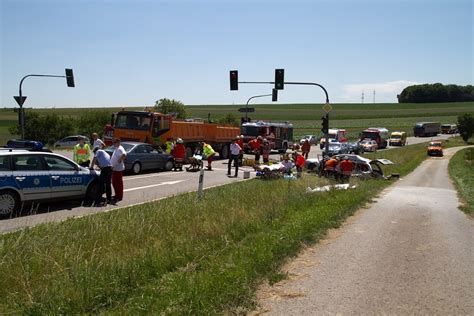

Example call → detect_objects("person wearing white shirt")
110 138 127 202
227 137 242 178
92 132 105 149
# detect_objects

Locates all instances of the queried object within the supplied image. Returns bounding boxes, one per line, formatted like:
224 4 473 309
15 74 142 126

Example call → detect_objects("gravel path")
258 146 474 315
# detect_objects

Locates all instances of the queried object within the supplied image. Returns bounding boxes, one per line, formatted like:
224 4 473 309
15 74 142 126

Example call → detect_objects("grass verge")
448 147 474 214
0 143 430 314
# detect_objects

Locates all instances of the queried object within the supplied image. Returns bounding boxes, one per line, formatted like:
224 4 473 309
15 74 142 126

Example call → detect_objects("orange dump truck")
104 110 239 159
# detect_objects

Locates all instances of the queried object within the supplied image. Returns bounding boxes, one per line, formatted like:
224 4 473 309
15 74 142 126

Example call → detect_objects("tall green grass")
0 142 431 314
448 147 474 214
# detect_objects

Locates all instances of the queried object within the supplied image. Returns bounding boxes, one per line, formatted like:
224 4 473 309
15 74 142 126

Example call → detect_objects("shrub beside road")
449 147 474 214
0 142 435 314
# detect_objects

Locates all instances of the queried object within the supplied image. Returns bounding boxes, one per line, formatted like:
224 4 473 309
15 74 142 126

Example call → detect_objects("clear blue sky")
1 0 472 108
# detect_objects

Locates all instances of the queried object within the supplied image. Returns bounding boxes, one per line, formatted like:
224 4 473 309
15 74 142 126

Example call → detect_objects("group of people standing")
72 133 126 206
165 138 216 171
248 136 272 163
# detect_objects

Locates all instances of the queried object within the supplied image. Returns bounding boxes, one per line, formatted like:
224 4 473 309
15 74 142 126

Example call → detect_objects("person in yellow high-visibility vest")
165 138 175 155
73 136 91 167
201 142 216 170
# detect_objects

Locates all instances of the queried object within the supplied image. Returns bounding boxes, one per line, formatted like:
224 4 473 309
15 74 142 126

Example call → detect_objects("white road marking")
124 180 185 192
123 167 231 181
124 173 168 181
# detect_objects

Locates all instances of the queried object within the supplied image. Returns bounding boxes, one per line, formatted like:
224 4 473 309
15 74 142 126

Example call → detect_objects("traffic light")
321 115 329 134
272 88 278 102
230 70 238 90
65 68 75 87
274 68 284 90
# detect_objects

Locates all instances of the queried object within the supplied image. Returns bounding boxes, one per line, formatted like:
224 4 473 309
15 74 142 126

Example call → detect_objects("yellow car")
427 141 443 156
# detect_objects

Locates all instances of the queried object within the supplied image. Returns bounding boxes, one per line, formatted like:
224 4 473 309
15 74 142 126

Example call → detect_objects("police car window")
45 156 77 171
0 156 11 171
13 155 46 171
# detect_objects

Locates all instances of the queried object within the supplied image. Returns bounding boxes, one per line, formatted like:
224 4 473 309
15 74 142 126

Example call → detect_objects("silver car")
299 135 317 145
105 142 174 174
54 135 90 149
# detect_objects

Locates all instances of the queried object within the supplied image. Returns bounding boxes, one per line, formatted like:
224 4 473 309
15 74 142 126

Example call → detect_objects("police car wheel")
0 190 18 216
132 162 142 174
85 182 99 204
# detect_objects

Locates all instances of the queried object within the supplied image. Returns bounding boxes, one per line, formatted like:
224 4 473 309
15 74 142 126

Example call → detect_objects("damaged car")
318 154 397 179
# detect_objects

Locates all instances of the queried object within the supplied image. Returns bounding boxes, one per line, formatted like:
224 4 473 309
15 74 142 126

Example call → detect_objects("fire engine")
240 121 293 153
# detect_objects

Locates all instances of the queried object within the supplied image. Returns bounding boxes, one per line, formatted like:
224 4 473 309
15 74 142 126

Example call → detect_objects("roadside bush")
154 98 187 119
457 113 474 143
75 110 111 138
216 113 240 126
8 111 74 145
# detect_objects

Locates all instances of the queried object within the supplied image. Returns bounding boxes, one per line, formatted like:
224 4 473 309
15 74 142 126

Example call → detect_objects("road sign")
239 107 255 113
322 102 332 113
14 96 27 106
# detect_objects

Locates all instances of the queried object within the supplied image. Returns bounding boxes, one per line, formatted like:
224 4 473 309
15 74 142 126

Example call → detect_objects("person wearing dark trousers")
91 146 112 206
249 136 262 164
227 137 242 177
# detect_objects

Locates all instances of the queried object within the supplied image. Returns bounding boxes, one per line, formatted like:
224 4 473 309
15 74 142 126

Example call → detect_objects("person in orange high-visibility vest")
337 156 354 181
73 136 91 167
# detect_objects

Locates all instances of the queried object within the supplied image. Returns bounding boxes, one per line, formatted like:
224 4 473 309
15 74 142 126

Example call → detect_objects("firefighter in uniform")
73 136 91 167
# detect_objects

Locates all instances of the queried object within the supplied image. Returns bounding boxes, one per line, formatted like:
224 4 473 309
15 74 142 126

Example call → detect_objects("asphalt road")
258 146 473 315
0 134 454 234
0 158 259 234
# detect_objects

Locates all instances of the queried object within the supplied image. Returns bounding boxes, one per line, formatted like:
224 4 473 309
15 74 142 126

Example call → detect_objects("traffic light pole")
16 72 73 140
324 113 330 155
245 94 272 121
239 80 331 155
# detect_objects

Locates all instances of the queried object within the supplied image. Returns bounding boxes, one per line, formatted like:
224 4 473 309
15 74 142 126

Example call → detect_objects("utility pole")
362 91 365 103
373 89 376 103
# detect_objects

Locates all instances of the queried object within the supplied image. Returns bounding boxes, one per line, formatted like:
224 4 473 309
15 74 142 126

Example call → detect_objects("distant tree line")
398 83 474 103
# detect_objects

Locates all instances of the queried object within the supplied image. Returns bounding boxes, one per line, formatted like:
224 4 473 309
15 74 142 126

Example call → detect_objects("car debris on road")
306 183 357 193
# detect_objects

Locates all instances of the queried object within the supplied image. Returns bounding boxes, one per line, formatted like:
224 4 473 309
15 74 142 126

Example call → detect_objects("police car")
0 149 100 217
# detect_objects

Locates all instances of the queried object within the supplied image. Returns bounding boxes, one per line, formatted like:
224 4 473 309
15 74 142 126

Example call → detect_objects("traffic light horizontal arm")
246 94 272 105
19 74 67 95
238 81 330 103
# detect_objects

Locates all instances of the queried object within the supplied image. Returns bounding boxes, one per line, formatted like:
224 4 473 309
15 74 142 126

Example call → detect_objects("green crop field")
1 102 473 145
